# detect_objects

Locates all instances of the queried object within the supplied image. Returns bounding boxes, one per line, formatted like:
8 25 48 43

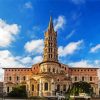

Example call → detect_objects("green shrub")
8 85 27 98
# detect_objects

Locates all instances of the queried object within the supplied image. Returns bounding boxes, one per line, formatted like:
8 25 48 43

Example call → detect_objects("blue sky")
0 0 100 78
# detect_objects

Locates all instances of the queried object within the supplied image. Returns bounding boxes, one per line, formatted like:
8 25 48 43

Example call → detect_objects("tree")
8 85 27 98
69 81 93 96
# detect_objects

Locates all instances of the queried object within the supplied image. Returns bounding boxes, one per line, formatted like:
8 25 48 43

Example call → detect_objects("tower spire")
48 16 54 31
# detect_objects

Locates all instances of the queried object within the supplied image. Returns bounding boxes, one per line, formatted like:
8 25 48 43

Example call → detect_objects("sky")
0 0 100 81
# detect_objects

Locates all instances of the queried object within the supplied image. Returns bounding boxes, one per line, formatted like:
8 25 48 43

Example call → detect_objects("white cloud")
58 40 83 57
54 16 66 31
0 50 42 67
69 60 93 67
0 50 23 67
20 56 33 64
66 30 75 39
20 56 43 65
69 59 100 68
0 50 43 81
90 44 100 53
94 60 100 65
24 39 44 54
33 56 43 64
19 55 43 65
24 1 33 9
0 19 20 47
71 0 86 5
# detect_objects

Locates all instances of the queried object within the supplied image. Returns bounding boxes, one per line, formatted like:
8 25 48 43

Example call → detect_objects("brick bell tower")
43 16 58 62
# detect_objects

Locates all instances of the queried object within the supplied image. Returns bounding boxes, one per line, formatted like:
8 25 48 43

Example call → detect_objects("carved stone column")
39 78 42 97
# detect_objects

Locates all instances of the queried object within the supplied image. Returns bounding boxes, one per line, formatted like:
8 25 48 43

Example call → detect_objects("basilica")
3 17 100 97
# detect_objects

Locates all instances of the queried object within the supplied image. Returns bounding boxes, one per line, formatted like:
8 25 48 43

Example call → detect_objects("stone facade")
69 67 99 95
3 17 100 97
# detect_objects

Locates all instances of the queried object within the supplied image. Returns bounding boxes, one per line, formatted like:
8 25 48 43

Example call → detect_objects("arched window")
9 76 11 81
57 84 60 91
82 76 84 81
49 48 50 52
75 77 77 81
90 77 92 81
32 85 34 91
7 87 9 93
23 76 26 81
53 68 55 73
44 82 48 91
17 76 19 81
